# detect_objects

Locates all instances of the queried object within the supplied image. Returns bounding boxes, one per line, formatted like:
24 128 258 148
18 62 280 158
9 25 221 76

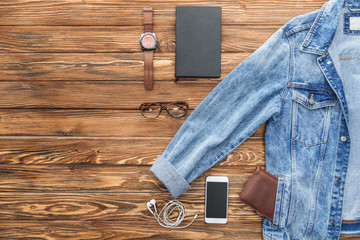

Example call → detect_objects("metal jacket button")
331 220 336 226
341 136 347 142
309 93 315 105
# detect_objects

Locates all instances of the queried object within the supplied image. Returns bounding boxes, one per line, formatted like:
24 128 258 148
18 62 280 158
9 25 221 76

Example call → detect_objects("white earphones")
147 199 157 214
147 199 199 229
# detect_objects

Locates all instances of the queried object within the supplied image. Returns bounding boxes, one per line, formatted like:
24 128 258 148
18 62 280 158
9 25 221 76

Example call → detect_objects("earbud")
147 201 154 214
150 199 157 213
147 199 157 215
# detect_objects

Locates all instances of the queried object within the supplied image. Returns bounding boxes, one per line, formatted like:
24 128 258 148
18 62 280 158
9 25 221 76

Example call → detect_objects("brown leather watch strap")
144 50 154 90
143 7 153 33
143 7 155 90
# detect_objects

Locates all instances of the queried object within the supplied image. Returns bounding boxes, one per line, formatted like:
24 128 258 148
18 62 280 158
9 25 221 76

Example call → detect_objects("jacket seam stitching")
289 83 334 93
324 109 343 238
288 106 297 227
278 177 286 227
285 23 312 37
340 233 360 237
291 137 327 147
340 54 360 59
302 2 328 48
276 29 293 117
342 219 360 223
292 97 336 109
317 54 350 127
304 105 332 239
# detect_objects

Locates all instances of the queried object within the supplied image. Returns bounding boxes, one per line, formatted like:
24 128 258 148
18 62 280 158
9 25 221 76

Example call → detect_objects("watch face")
140 33 157 50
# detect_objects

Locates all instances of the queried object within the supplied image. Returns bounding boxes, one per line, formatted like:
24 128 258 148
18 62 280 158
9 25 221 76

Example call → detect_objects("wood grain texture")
0 53 245 81
0 222 354 240
0 25 277 53
0 219 262 240
0 109 265 137
0 193 260 221
0 166 356 240
0 138 265 165
0 0 325 26
2 0 357 239
0 82 217 109
0 164 261 193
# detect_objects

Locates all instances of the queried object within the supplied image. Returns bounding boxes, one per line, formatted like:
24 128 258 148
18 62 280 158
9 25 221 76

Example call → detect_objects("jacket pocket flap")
292 87 336 110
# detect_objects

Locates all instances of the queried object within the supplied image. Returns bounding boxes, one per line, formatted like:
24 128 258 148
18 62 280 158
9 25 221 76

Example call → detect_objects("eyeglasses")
140 102 189 118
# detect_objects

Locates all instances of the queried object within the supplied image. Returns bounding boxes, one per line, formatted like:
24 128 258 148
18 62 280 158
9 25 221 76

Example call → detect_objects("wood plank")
0 0 326 26
0 222 355 240
0 109 266 137
0 82 217 109
0 219 354 240
0 109 189 137
0 138 265 165
0 193 264 239
0 193 260 221
0 164 263 193
0 25 278 53
0 219 262 240
0 52 245 81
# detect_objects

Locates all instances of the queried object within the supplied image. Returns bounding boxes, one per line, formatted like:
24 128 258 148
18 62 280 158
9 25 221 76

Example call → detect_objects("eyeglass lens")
141 103 162 118
166 102 188 118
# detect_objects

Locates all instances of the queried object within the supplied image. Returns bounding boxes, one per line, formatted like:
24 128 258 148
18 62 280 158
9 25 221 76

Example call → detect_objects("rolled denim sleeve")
150 27 290 199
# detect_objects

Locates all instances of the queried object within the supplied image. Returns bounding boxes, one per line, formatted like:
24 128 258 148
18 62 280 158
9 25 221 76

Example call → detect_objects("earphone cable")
152 200 199 229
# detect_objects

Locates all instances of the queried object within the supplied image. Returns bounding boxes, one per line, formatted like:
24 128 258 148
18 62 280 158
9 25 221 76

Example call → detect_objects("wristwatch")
140 7 158 90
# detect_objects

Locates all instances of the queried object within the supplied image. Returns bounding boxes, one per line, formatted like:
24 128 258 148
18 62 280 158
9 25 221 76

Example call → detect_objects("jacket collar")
301 0 360 55
300 0 346 55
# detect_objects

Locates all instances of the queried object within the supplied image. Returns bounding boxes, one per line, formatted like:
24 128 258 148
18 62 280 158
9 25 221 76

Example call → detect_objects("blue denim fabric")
150 0 360 238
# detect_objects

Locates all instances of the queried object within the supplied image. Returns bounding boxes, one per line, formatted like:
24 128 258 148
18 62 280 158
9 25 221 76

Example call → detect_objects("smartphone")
205 176 229 224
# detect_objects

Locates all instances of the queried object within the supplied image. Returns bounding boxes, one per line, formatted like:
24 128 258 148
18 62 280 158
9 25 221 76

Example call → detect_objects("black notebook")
175 6 222 78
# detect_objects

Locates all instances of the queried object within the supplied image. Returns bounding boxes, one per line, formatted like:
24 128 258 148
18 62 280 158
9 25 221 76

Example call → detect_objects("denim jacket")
150 0 360 239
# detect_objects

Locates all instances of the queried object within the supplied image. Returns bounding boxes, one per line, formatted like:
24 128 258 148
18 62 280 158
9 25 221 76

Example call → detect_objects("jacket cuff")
150 155 191 199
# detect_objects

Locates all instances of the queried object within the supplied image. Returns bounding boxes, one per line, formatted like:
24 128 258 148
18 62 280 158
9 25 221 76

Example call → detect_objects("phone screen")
206 181 228 218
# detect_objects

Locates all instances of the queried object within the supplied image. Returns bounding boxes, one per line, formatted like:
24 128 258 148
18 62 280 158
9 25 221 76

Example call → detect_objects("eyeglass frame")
139 101 189 118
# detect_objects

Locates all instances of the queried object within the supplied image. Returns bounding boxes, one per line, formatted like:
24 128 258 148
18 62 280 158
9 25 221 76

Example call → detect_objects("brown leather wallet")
239 166 278 221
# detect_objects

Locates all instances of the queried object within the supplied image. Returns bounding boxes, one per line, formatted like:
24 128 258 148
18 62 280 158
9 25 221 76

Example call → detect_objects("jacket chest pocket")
291 87 336 147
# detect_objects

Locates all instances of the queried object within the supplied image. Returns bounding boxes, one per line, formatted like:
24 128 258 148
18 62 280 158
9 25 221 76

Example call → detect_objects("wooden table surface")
0 0 358 239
